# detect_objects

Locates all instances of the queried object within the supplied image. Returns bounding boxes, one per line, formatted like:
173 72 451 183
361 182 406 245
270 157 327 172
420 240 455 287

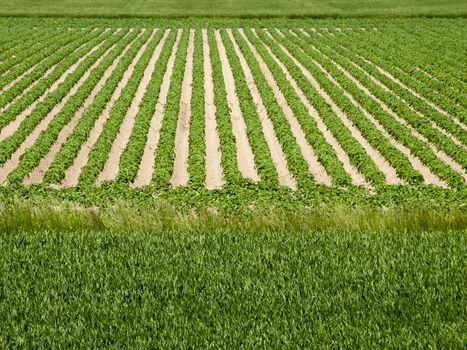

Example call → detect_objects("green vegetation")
1 228 466 347
0 0 466 18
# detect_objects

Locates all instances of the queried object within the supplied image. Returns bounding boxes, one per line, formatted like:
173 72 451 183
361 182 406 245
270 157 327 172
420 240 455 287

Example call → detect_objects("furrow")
214 30 259 182
259 29 365 187
0 31 118 184
96 29 168 185
60 29 148 188
0 30 111 142
24 30 135 185
228 29 297 189
273 29 403 185
202 29 224 190
310 43 467 182
170 29 195 187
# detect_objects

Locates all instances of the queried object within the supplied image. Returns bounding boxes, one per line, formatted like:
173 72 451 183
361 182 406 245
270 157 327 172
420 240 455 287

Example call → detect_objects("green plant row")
251 29 386 187
293 30 464 187
0 29 65 81
43 29 143 184
117 30 178 184
220 30 278 187
336 30 467 123
150 30 190 188
231 29 327 188
0 29 89 110
0 27 51 62
7 30 130 184
79 29 162 185
0 30 114 166
307 32 467 171
0 29 104 132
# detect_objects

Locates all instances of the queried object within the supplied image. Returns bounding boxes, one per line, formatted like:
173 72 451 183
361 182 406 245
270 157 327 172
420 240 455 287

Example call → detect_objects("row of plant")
6 30 131 184
207 29 243 186
267 29 426 186
0 29 106 132
0 27 50 63
231 29 339 188
303 32 467 172
250 29 388 187
43 30 144 184
335 30 467 123
220 30 279 188
0 29 91 110
116 30 178 184
150 31 190 188
186 30 207 187
78 30 164 185
315 31 467 146
0 30 116 167
0 29 66 80
286 30 464 187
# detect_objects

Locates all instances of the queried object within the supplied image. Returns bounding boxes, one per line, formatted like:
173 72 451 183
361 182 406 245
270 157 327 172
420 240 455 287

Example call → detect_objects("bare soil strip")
214 30 260 182
308 54 446 186
227 29 296 189
60 29 149 187
0 32 120 184
132 30 183 188
275 29 404 185
0 30 112 142
202 29 224 190
310 43 467 182
97 29 168 186
243 29 332 186
169 30 195 187
261 30 366 187
24 30 135 185
0 58 48 95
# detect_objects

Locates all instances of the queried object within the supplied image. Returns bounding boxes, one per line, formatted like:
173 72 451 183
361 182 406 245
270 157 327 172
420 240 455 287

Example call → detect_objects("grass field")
1 0 467 17
1 4 466 348
1 228 466 347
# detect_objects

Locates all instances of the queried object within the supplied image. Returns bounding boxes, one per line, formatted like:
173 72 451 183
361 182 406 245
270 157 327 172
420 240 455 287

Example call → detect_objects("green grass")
0 0 466 18
1 228 466 348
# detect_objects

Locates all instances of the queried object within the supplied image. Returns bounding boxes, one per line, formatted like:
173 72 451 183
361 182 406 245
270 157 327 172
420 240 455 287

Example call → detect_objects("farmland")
0 14 466 348
0 19 466 195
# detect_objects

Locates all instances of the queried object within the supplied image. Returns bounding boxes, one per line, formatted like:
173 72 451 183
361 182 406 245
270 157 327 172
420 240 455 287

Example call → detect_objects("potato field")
1 19 465 193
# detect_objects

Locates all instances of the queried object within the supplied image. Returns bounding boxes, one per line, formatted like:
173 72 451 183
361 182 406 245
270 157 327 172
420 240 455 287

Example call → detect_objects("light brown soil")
243 29 332 186
310 56 446 187
0 30 112 142
24 30 135 185
61 29 149 187
96 29 165 186
227 29 296 189
132 30 183 188
0 30 118 184
264 29 367 187
273 29 403 185
313 45 467 183
214 29 259 182
202 29 224 190
170 29 195 187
